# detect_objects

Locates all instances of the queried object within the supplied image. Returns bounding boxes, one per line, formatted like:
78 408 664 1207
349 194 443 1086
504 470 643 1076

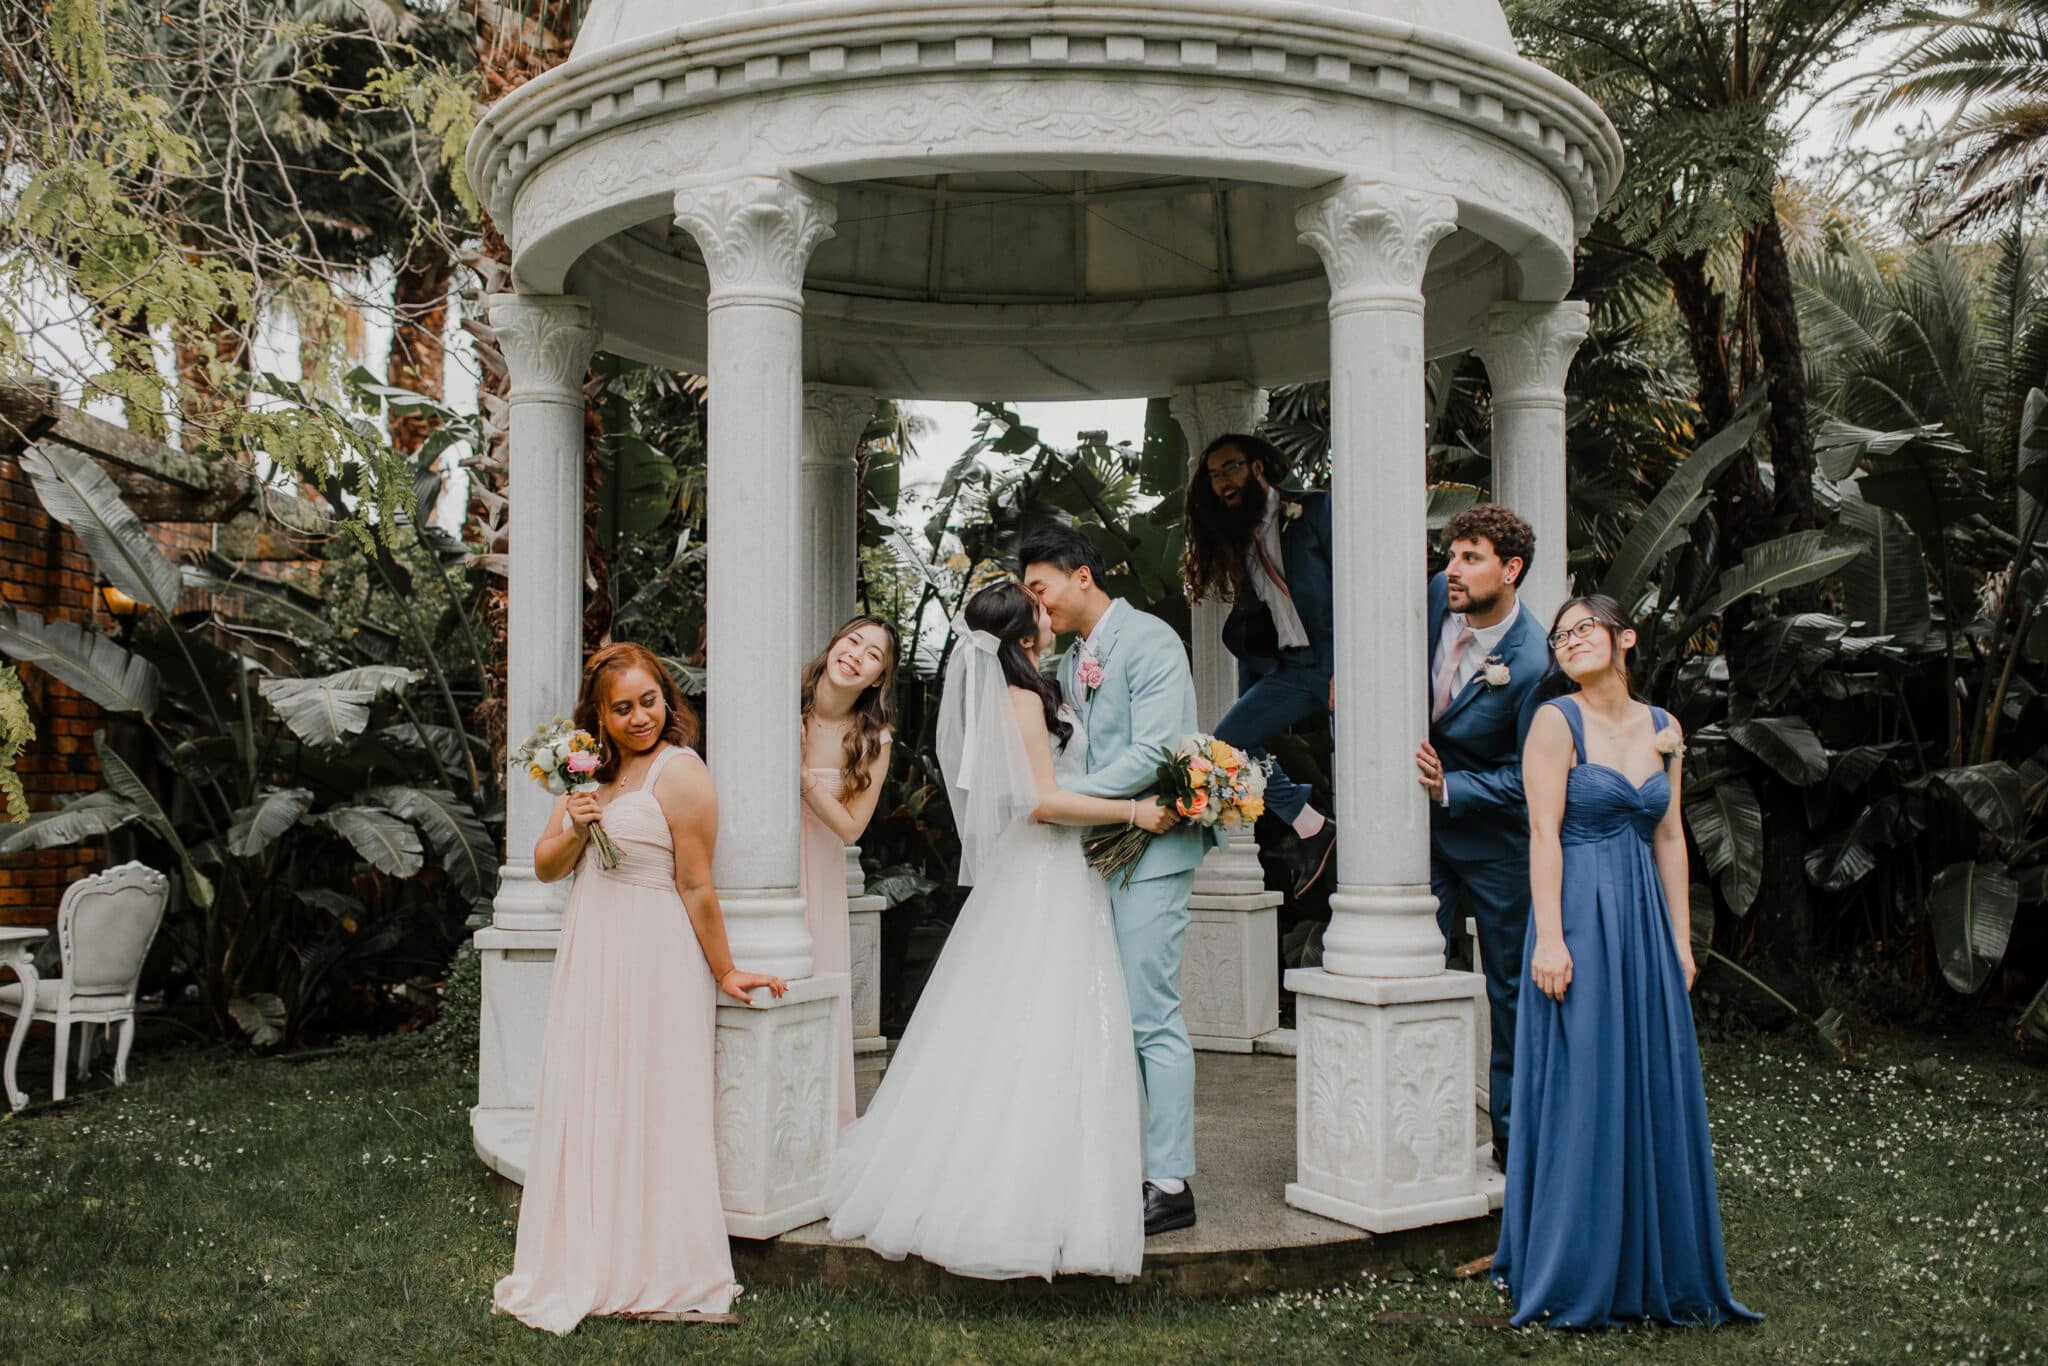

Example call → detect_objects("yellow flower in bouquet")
1084 733 1269 887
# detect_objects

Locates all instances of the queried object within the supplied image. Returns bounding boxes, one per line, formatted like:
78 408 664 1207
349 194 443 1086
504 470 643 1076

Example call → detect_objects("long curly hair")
962 581 1071 748
800 615 900 800
573 643 698 784
1180 431 1287 605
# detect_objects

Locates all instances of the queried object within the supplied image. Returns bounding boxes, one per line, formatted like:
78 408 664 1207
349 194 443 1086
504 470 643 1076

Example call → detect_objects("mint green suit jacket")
1059 603 1223 883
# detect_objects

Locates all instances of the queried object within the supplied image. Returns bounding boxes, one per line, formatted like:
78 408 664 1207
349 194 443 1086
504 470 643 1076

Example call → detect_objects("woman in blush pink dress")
493 644 785 1335
798 615 898 1128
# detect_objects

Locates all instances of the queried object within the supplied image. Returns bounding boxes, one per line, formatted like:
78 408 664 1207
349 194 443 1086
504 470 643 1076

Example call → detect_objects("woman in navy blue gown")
1492 595 1758 1330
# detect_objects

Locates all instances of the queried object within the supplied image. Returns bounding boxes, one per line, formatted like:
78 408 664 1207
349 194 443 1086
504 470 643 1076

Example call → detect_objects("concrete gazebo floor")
733 1053 1504 1299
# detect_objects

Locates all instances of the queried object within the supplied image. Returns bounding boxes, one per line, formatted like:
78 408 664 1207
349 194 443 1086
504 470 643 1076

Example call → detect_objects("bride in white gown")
822 581 1180 1281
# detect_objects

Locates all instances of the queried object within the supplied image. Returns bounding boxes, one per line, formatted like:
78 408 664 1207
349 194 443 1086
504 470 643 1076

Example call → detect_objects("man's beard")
1210 489 1264 543
1454 582 1504 617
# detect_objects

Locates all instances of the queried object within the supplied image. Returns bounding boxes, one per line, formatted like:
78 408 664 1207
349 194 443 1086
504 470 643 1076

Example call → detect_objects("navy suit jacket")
1426 572 1552 865
1220 488 1336 691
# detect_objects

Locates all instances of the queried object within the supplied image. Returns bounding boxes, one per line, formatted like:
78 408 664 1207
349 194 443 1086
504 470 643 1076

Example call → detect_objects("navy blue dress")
1492 697 1758 1329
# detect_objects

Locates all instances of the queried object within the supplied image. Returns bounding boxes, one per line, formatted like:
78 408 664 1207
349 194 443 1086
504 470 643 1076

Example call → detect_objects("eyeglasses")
1205 458 1251 485
1548 619 1605 650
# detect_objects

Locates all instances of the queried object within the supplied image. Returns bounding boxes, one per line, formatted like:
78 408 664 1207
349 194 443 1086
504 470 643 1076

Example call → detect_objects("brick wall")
1 449 107 926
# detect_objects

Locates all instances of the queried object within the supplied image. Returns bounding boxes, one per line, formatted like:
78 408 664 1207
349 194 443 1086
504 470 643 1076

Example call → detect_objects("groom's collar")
1081 597 1121 651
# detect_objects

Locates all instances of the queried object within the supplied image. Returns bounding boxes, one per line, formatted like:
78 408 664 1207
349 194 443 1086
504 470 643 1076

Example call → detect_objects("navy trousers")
1432 851 1529 1148
1213 663 1327 824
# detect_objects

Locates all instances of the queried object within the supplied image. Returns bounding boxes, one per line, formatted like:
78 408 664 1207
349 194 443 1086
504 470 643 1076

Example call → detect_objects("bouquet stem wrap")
514 720 622 871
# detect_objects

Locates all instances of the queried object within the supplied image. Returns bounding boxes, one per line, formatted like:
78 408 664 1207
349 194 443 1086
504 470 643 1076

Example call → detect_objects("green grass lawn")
1 1024 2043 1364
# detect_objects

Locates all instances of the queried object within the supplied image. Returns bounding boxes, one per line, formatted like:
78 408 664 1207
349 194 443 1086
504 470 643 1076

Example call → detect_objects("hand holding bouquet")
1084 733 1266 887
514 718 622 870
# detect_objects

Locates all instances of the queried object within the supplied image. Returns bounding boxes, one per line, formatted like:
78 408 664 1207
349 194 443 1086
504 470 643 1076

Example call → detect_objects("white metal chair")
0 861 168 1101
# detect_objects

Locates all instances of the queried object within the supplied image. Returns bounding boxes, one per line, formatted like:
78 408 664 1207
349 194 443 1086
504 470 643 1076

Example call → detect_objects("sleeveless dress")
1492 698 1759 1329
493 745 739 1333
799 728 891 1131
822 707 1144 1280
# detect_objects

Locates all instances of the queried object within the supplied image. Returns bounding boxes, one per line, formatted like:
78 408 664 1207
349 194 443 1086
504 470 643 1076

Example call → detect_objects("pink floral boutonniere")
1076 653 1105 695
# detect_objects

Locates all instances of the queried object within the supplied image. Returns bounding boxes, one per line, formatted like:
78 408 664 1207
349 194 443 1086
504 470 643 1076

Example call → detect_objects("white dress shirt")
1431 597 1521 703
1247 489 1311 650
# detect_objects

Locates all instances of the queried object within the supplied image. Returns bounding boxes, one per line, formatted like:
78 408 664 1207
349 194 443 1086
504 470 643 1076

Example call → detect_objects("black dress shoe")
1143 1181 1196 1236
1491 1136 1508 1172
1290 821 1338 900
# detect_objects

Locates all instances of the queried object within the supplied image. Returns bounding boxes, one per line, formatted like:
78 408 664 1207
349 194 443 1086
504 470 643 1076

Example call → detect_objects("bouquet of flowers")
513 718 621 870
1084 733 1266 887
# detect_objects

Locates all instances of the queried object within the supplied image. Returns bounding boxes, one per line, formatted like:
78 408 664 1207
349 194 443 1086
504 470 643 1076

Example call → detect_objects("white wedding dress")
822 698 1144 1281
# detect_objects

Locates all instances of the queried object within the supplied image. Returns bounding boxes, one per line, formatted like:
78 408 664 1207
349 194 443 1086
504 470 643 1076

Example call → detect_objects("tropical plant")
0 400 498 1045
1860 0 2048 234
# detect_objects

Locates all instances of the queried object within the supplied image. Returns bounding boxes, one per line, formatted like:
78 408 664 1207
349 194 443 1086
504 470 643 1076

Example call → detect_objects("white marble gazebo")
467 0 1617 1239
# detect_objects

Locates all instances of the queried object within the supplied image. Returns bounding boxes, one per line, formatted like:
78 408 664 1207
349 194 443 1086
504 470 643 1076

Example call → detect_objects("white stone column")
1475 301 1589 628
1169 382 1283 1052
800 383 888 1069
1285 180 1488 1233
675 172 847 1237
474 294 598 1174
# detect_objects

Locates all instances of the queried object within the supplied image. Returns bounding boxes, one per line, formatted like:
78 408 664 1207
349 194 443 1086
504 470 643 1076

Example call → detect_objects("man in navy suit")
1181 433 1337 900
1414 504 1550 1170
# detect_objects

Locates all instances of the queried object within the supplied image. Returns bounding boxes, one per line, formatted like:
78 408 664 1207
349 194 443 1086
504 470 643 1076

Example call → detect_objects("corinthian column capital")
673 172 838 309
487 294 597 404
1295 180 1458 314
802 384 876 471
1476 301 1591 409
1169 381 1269 456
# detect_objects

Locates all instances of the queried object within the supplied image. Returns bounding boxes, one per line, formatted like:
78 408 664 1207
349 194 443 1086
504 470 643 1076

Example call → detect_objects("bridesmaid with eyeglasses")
1492 595 1758 1330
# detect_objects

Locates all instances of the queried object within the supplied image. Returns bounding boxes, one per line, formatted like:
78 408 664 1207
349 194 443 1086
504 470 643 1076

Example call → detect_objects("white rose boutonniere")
1281 499 1304 523
1481 654 1511 688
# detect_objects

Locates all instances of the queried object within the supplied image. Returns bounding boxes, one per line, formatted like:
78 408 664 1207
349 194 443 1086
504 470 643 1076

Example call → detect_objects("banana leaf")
0 601 161 715
0 791 143 855
1837 495 1931 644
1693 532 1867 625
259 667 419 747
1684 776 1763 915
20 443 184 612
1599 391 1766 608
314 806 424 878
364 786 493 897
226 788 314 859
1728 716 1829 786
1927 763 2026 844
1927 860 2018 994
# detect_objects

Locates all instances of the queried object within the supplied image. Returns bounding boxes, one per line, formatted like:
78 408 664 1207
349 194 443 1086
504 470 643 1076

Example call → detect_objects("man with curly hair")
1416 503 1550 1171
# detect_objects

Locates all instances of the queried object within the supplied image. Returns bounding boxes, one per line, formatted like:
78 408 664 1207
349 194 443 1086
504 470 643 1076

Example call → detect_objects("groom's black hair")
1018 523 1108 584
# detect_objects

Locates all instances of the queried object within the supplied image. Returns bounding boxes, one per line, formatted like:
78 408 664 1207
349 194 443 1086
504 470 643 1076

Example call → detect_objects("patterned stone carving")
1302 1013 1374 1180
1407 126 1574 244
1390 1018 1467 1182
514 113 722 248
712 1024 753 1205
848 907 881 1040
487 295 597 402
1475 300 1590 407
672 173 838 307
758 84 1381 164
1295 180 1459 308
802 385 875 471
771 1016 830 1179
1181 918 1245 1032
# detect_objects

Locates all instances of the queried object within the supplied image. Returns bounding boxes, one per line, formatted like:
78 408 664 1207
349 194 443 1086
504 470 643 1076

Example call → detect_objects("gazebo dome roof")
471 0 1617 399
572 0 1519 59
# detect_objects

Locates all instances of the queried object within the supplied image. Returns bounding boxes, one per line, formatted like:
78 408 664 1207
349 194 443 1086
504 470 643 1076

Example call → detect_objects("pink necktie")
1432 626 1475 721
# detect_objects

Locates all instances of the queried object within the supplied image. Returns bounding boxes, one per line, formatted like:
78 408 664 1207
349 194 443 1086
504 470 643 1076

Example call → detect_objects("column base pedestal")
716 972 849 1240
1186 888 1283 1052
1283 966 1489 1233
848 895 884 1055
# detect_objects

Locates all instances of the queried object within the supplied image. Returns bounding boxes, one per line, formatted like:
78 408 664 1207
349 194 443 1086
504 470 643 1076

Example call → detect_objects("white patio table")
1 925 47 1110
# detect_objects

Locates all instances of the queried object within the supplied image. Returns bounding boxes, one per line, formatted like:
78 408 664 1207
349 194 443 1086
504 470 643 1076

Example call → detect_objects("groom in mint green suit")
1023 525 1222 1237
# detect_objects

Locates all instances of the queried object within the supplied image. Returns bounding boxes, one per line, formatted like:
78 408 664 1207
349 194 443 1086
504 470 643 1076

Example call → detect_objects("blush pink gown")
493 744 738 1334
800 763 861 1131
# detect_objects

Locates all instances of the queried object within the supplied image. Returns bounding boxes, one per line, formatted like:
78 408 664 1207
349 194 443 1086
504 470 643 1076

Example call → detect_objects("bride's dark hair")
963 580 1072 748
